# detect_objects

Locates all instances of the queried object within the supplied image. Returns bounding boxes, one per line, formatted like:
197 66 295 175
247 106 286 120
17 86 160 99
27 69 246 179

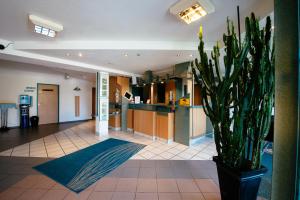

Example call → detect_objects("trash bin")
30 116 39 127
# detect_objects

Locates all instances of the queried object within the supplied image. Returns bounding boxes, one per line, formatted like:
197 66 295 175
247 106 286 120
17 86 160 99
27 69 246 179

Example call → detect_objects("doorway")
37 84 59 125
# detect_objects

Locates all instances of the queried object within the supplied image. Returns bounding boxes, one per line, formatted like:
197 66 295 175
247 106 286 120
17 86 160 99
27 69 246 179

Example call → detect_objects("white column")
95 72 109 136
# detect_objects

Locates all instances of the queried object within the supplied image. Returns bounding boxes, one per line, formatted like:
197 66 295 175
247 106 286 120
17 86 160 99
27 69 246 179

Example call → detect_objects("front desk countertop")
128 103 174 113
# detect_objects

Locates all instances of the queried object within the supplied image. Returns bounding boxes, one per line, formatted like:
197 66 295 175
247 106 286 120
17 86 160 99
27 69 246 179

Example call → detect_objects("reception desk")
127 104 174 142
175 106 213 146
127 104 212 145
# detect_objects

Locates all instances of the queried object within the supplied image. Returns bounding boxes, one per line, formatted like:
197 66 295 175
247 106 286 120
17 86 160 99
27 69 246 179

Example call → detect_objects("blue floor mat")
33 138 145 193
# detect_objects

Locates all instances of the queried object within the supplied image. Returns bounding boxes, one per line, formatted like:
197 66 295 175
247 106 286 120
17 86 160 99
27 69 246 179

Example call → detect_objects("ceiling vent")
29 15 63 37
170 0 215 24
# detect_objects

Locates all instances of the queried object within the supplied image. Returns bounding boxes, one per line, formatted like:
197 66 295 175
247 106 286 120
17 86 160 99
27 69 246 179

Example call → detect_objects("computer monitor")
124 91 132 100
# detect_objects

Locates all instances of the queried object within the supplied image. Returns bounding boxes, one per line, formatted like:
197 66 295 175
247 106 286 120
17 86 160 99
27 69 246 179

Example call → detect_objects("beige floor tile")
135 193 158 200
17 189 48 200
139 151 156 159
0 148 13 156
88 191 113 200
115 178 137 192
176 179 200 193
195 179 219 193
160 151 175 159
181 193 205 200
94 177 118 192
150 155 164 160
0 188 25 200
40 189 69 200
64 190 92 200
32 176 56 189
138 168 156 178
111 192 135 200
158 193 181 200
156 168 174 178
157 179 179 193
12 175 40 189
136 178 157 193
202 193 221 200
166 148 183 155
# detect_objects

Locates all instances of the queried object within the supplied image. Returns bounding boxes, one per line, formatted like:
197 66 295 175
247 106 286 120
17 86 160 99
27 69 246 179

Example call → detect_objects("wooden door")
38 84 59 124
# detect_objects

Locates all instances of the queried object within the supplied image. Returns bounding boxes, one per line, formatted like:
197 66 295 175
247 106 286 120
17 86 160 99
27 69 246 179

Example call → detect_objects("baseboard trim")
190 132 214 146
109 126 121 131
134 131 155 141
59 119 92 124
127 128 134 132
157 137 173 144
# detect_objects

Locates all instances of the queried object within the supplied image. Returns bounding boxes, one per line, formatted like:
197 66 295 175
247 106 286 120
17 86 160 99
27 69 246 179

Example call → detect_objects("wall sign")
24 86 36 93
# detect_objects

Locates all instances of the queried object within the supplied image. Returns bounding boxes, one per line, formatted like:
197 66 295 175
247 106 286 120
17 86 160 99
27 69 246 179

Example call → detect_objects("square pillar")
272 0 300 199
95 72 109 136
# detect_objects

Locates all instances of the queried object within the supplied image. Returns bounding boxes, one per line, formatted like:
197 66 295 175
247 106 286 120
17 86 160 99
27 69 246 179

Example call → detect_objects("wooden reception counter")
127 104 212 145
127 104 174 142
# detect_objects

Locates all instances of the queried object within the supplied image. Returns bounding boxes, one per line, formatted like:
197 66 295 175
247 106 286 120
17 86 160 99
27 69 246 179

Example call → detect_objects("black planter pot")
213 156 267 200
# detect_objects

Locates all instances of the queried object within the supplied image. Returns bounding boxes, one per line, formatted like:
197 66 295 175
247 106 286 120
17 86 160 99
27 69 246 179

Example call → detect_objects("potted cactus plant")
192 13 274 200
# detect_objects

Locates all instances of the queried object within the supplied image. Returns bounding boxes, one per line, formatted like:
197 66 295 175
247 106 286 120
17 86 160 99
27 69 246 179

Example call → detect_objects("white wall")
0 60 95 127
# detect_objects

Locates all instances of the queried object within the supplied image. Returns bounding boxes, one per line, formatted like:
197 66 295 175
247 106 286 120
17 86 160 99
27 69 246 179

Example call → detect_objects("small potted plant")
192 13 274 200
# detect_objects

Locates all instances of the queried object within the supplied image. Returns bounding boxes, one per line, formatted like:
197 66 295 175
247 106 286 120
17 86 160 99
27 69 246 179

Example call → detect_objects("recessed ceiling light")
124 53 128 57
189 54 193 57
170 0 215 24
78 52 83 57
29 15 63 37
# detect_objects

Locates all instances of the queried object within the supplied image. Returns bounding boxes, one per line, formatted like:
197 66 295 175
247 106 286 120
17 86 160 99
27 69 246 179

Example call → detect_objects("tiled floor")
0 157 222 200
0 157 267 200
0 121 217 160
0 121 268 200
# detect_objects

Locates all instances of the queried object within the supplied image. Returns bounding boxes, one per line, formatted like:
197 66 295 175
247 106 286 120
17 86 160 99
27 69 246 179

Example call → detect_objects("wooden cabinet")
156 112 174 141
133 110 156 137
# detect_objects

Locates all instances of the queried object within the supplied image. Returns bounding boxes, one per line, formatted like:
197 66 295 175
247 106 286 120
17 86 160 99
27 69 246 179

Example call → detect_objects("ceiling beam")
13 40 214 51
0 41 142 77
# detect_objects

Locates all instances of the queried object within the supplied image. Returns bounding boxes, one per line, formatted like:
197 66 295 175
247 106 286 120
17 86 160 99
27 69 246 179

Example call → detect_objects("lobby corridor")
0 121 217 160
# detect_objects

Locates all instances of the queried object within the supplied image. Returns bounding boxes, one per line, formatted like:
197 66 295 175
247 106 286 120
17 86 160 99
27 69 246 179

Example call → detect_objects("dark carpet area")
0 121 88 152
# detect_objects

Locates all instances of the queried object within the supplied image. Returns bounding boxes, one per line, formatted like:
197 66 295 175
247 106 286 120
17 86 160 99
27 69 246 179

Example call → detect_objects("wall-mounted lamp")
74 87 81 91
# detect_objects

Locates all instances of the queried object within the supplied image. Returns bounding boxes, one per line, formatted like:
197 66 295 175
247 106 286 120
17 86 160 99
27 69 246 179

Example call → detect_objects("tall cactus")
192 13 274 170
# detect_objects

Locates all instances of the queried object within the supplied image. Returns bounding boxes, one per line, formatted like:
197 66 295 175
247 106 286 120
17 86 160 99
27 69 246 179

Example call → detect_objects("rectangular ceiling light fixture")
170 0 215 24
29 15 63 37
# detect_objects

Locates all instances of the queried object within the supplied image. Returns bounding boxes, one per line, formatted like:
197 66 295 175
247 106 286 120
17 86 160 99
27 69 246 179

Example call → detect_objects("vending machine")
19 95 32 128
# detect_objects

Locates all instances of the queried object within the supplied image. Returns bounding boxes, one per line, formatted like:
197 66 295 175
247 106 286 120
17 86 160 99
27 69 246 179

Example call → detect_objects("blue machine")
19 95 32 128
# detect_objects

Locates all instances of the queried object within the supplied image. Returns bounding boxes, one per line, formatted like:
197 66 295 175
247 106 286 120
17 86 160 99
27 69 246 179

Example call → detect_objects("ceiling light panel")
29 15 63 38
170 0 215 24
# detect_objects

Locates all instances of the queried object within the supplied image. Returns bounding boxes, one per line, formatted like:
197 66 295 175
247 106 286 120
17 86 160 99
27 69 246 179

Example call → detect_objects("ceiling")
0 59 96 82
0 0 274 75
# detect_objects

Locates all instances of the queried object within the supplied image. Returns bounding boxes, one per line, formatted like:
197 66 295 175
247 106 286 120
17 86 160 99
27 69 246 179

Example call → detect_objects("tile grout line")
63 130 81 150
53 133 66 156
69 128 95 146
43 137 49 158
